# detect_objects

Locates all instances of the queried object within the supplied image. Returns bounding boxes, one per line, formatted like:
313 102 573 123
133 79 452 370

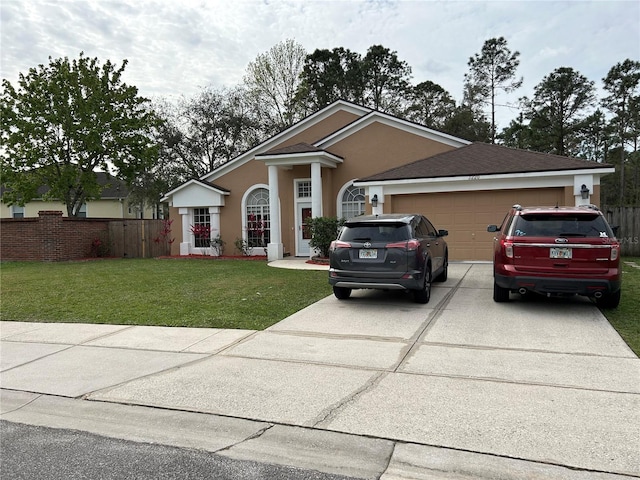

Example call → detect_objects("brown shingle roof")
2 172 130 199
359 143 611 182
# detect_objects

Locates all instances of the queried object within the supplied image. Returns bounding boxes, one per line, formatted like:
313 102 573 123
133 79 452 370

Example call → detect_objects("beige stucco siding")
205 117 457 255
391 188 567 261
325 122 457 192
280 111 362 148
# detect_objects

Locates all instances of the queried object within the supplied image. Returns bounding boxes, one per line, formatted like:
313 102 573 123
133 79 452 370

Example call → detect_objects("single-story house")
161 100 614 261
0 172 159 219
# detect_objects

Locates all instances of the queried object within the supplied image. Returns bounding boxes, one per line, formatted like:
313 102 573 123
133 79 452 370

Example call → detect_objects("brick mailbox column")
38 211 64 262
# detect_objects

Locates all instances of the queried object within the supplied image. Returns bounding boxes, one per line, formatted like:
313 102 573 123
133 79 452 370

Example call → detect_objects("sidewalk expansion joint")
391 267 469 374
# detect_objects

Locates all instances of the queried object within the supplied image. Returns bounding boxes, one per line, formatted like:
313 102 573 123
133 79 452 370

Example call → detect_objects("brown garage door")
391 188 565 261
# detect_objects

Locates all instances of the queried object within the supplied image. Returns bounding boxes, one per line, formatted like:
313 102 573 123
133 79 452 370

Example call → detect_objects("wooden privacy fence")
0 212 172 261
602 206 640 257
109 219 171 258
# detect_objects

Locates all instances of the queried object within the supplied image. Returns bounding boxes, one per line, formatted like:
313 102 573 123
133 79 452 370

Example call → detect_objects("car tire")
493 280 509 302
595 289 621 309
413 268 431 304
333 286 352 300
435 253 448 282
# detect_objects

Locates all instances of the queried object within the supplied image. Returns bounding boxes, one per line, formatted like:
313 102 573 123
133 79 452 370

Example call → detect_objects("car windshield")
340 224 410 242
510 213 614 238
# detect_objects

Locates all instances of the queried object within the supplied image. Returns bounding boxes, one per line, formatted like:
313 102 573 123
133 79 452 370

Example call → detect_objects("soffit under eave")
257 152 343 169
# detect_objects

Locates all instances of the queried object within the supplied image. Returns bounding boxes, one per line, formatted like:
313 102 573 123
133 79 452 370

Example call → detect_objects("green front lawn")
602 257 640 356
0 259 332 330
1 257 638 356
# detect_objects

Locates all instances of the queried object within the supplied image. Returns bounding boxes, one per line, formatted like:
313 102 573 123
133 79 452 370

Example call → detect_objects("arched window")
341 185 365 220
246 188 270 247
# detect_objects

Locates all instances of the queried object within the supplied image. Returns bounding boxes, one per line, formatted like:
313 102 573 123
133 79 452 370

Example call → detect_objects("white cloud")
1 0 639 128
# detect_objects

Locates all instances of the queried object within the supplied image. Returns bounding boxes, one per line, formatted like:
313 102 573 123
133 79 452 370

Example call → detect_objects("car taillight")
330 240 351 250
611 244 620 261
501 239 514 259
386 239 420 251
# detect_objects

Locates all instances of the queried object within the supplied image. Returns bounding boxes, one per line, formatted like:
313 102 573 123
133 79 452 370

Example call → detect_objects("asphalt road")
0 421 358 480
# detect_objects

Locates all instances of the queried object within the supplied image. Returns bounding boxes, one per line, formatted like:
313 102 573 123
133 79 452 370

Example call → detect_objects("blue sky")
1 0 639 128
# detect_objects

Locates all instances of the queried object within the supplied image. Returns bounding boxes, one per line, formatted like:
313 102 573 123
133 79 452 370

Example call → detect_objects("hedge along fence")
602 206 640 257
0 211 172 262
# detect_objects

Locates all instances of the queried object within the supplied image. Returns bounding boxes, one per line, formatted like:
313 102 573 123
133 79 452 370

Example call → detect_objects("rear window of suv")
509 213 614 238
340 224 410 242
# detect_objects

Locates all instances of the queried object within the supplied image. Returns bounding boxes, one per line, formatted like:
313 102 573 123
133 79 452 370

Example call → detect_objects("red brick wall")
1 211 109 262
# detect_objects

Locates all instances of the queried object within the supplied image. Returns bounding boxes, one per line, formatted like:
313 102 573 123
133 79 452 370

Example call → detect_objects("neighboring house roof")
358 143 612 182
1 172 130 200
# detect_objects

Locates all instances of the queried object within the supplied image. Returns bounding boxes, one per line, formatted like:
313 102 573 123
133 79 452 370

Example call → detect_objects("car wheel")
595 290 621 309
413 268 431 304
435 253 448 282
493 280 509 302
333 286 352 300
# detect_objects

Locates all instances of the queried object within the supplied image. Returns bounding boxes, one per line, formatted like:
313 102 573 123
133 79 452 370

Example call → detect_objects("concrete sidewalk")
1 264 639 479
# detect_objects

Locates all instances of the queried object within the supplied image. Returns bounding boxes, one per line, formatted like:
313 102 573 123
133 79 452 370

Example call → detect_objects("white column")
179 207 191 255
267 165 283 261
311 162 322 217
208 206 221 256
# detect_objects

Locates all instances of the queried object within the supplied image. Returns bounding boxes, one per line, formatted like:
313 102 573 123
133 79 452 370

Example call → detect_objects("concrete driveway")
1 263 638 479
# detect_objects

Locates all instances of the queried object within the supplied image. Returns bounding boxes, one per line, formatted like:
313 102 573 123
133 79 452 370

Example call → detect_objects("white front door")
296 203 312 257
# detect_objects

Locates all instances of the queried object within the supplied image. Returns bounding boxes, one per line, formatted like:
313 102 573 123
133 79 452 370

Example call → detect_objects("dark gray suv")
328 214 449 303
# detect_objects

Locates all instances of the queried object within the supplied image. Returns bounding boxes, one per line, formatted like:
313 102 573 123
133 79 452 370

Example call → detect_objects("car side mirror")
438 229 448 237
487 225 499 233
611 225 619 236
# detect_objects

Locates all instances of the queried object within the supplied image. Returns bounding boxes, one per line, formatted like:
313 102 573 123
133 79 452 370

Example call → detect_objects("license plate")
550 247 572 259
359 249 377 259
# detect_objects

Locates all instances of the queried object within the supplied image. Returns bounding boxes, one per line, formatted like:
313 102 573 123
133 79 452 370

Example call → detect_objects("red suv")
487 205 621 308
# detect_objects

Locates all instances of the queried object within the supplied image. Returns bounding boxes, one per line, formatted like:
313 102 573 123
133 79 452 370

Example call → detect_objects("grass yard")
0 259 332 330
602 257 640 356
1 257 638 355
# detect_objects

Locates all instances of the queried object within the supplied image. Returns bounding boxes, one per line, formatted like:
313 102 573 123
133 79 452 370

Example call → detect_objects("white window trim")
336 179 364 219
241 184 270 256
11 205 25 218
294 178 312 200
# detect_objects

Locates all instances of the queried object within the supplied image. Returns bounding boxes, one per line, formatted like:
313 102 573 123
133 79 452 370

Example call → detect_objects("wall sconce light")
371 194 378 207
580 184 590 200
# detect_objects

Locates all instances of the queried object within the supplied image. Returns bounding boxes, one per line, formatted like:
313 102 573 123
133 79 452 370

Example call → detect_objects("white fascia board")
169 182 229 208
161 179 229 203
258 151 343 168
355 168 615 196
202 101 369 182
316 112 470 149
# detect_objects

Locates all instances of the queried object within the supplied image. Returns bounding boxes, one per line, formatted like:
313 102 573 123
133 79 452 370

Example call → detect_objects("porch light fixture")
371 194 378 207
580 184 590 200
